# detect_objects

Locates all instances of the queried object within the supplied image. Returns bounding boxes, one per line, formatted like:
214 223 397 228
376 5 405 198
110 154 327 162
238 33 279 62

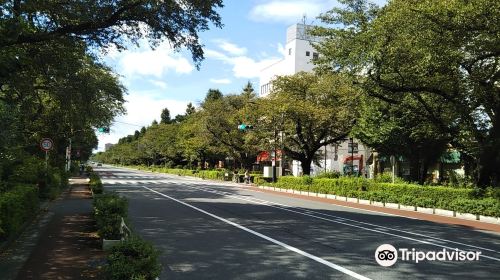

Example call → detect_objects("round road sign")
40 138 54 151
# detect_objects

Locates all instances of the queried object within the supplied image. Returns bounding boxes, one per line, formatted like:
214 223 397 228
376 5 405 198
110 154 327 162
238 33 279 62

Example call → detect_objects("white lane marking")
142 186 372 280
233 189 500 253
103 167 500 256
177 184 500 262
190 184 500 254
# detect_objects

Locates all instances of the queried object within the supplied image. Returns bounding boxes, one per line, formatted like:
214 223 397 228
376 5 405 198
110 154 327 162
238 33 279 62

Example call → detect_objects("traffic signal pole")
272 127 277 183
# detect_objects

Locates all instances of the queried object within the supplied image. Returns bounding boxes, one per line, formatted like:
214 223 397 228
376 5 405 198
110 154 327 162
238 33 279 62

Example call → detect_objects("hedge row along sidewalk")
0 177 106 279
89 171 162 280
269 176 500 221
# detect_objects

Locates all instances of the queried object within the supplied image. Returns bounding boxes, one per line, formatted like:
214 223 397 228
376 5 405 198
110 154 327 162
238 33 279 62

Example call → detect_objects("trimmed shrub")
89 172 104 194
451 198 500 217
373 172 406 184
0 185 39 240
315 171 341 179
105 236 161 280
270 176 500 217
196 170 224 180
93 193 128 239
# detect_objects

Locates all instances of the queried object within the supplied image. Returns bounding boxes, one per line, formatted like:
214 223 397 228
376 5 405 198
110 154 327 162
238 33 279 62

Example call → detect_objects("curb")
104 166 500 226
257 186 500 225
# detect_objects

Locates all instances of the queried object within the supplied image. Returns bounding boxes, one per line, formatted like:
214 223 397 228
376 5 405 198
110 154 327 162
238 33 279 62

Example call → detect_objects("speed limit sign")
40 138 54 151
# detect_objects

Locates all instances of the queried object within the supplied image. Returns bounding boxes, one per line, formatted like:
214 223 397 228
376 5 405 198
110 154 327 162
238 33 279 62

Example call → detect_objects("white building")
259 23 373 177
260 24 320 97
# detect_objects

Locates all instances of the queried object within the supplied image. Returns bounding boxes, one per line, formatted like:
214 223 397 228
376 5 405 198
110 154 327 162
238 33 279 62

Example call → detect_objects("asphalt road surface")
96 165 500 280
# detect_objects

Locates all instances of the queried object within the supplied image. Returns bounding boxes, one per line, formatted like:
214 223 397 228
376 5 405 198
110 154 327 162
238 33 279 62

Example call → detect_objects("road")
97 165 500 280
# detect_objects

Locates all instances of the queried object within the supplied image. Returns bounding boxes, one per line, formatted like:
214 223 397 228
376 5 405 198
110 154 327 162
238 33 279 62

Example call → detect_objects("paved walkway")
0 178 105 280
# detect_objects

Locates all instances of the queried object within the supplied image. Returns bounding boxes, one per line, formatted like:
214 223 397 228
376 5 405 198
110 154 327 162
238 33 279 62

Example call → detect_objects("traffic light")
238 124 254 131
98 127 110 133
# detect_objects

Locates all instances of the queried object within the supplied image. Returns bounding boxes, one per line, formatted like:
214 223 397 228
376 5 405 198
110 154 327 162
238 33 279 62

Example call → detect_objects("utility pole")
350 137 354 176
272 126 277 183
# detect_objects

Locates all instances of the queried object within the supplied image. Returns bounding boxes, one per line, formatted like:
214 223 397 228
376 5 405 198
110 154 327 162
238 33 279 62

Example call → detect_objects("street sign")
40 138 54 151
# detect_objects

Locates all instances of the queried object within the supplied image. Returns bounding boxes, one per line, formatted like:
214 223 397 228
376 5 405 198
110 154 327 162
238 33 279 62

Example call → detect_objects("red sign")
40 138 54 151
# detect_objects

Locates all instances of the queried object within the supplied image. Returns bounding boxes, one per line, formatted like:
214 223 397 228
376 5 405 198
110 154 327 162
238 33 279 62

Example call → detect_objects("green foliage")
373 172 406 184
6 156 67 199
257 72 360 175
271 176 500 217
105 236 161 280
93 193 128 240
315 171 341 179
0 185 39 240
313 0 500 186
89 172 104 195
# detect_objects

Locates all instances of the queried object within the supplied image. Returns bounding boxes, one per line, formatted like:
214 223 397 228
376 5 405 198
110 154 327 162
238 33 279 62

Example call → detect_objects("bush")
373 172 406 184
451 198 500 217
196 170 224 180
90 172 104 194
94 193 128 239
105 236 161 280
315 171 341 179
0 185 39 240
270 176 499 217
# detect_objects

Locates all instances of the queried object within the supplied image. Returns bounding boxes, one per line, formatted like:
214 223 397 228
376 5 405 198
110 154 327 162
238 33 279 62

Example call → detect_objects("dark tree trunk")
408 153 420 183
419 158 430 185
301 158 312 176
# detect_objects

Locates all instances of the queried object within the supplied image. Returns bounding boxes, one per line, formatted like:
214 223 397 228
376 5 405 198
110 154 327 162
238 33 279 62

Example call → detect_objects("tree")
352 95 451 183
200 90 260 169
313 0 500 186
242 81 256 99
185 102 196 116
0 0 223 66
259 72 360 175
160 108 171 124
204 89 223 103
0 39 125 166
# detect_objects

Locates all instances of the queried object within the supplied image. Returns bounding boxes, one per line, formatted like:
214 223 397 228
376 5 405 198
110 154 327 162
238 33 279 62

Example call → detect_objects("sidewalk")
0 178 105 280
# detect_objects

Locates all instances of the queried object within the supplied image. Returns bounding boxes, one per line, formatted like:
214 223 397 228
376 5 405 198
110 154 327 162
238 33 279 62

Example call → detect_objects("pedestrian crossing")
103 179 175 185
100 175 162 179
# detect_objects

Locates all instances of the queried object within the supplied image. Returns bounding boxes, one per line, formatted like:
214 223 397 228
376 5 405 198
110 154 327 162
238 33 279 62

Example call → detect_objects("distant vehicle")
97 163 102 166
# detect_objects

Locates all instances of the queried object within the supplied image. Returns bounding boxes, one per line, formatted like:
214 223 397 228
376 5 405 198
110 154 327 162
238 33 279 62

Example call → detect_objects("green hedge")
271 176 500 217
89 172 104 194
0 185 39 240
93 193 128 240
105 236 161 280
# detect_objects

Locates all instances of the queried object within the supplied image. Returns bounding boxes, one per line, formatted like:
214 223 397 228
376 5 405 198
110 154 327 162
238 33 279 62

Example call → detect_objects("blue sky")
96 0 386 151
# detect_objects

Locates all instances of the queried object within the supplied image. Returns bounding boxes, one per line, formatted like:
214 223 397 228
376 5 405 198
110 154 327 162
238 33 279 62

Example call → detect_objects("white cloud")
115 41 194 78
210 78 232 84
96 91 188 151
249 0 336 24
213 39 248 56
277 43 287 56
149 79 168 89
206 48 281 79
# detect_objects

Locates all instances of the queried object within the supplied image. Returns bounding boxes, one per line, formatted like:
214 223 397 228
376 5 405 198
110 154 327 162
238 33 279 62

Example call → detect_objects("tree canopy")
312 0 500 186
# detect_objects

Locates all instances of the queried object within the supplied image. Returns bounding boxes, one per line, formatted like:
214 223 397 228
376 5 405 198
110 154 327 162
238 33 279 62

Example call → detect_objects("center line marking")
142 186 372 280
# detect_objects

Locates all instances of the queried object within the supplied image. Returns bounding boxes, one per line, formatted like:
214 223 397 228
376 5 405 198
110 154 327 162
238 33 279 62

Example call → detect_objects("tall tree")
185 102 196 116
313 0 500 186
0 0 223 66
160 108 171 124
259 72 360 175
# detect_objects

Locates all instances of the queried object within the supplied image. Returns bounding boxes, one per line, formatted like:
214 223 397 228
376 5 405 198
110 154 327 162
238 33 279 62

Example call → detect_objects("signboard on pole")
40 138 53 151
